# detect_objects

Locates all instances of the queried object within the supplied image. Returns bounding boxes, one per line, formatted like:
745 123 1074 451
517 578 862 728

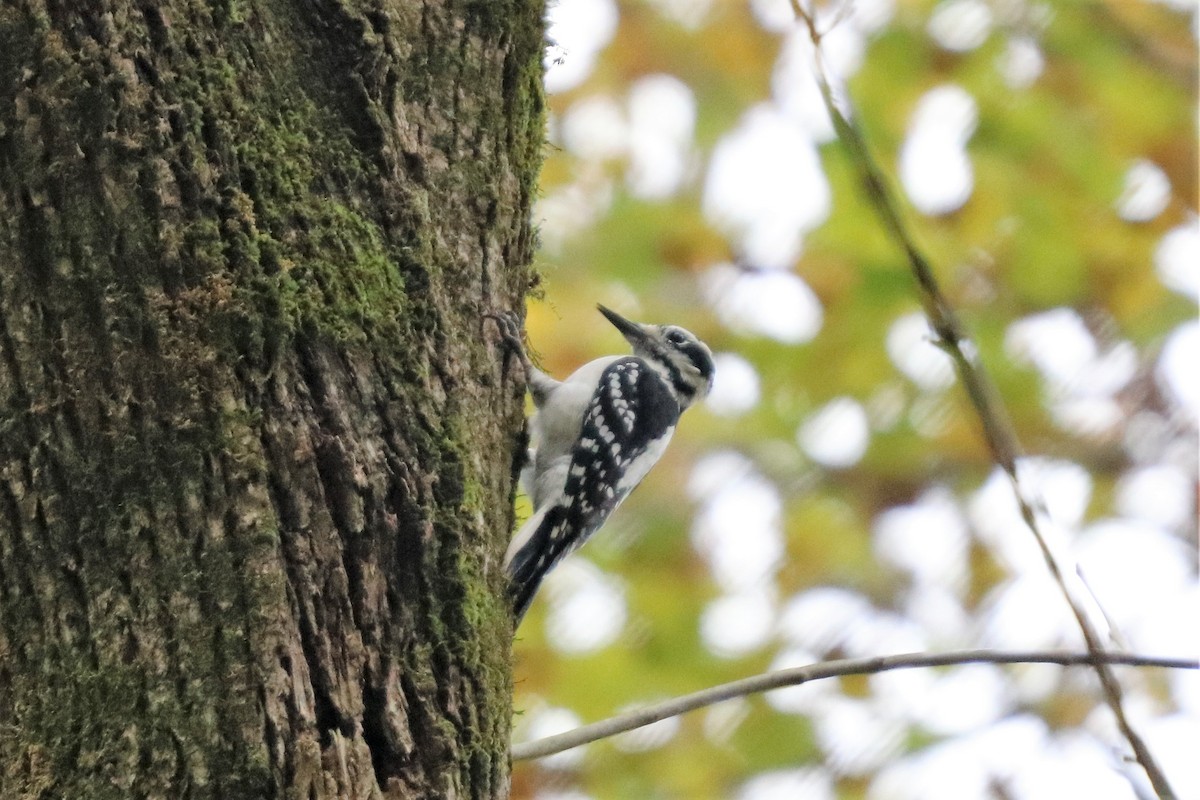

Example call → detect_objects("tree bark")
0 1 543 797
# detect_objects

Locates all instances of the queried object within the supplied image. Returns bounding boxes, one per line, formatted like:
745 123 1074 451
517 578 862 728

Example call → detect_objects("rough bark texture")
0 1 543 797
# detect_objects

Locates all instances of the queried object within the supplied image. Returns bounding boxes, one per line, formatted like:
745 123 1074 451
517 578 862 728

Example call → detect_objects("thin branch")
511 650 1197 761
789 4 1180 797
1088 3 1197 91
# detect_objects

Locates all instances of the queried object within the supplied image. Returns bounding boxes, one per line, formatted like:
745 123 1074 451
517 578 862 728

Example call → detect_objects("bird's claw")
485 311 527 357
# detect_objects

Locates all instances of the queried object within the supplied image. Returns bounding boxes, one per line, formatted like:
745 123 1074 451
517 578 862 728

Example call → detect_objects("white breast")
617 429 673 492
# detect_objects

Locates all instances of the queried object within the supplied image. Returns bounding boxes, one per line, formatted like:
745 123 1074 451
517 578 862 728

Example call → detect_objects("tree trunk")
0 1 543 797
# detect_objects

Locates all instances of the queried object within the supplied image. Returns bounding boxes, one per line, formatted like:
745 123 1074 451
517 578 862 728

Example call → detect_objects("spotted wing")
508 357 679 620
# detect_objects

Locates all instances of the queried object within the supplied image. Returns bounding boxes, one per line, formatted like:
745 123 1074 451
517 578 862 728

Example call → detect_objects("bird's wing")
508 357 678 621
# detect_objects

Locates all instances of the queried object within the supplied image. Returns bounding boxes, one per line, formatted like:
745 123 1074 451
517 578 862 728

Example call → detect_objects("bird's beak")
597 304 651 348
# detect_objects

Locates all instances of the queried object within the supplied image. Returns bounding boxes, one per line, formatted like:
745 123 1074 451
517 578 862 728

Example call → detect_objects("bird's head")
598 304 715 409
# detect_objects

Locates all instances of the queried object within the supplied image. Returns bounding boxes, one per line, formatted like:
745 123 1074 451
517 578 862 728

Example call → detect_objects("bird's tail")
506 503 569 624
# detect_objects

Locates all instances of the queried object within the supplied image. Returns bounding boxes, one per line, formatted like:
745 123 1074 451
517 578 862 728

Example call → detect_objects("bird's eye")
666 330 685 345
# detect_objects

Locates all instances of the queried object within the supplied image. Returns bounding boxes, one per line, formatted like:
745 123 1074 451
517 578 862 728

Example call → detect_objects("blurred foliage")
512 1 1197 798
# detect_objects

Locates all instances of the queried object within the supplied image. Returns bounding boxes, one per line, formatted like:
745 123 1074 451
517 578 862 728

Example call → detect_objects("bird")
491 305 715 624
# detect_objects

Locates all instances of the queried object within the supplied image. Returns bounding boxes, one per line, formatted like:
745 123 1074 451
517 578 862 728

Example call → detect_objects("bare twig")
1088 3 1197 90
789 4 1180 797
511 650 1197 761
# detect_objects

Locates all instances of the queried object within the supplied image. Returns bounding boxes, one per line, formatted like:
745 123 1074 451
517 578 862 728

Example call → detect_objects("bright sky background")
521 1 1199 798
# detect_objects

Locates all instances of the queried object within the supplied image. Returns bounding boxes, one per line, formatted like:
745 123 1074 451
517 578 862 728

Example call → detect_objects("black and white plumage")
494 305 715 624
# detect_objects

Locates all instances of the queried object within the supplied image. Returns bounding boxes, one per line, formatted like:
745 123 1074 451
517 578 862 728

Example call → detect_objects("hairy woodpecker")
493 305 715 624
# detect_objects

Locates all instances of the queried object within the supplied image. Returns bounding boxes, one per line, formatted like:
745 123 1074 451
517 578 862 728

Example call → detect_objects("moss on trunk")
0 1 543 797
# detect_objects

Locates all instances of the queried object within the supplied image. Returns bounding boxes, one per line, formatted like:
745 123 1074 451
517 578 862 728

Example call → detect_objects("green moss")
273 201 408 342
3 0 541 790
5 661 143 800
3 653 272 800
221 113 407 344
